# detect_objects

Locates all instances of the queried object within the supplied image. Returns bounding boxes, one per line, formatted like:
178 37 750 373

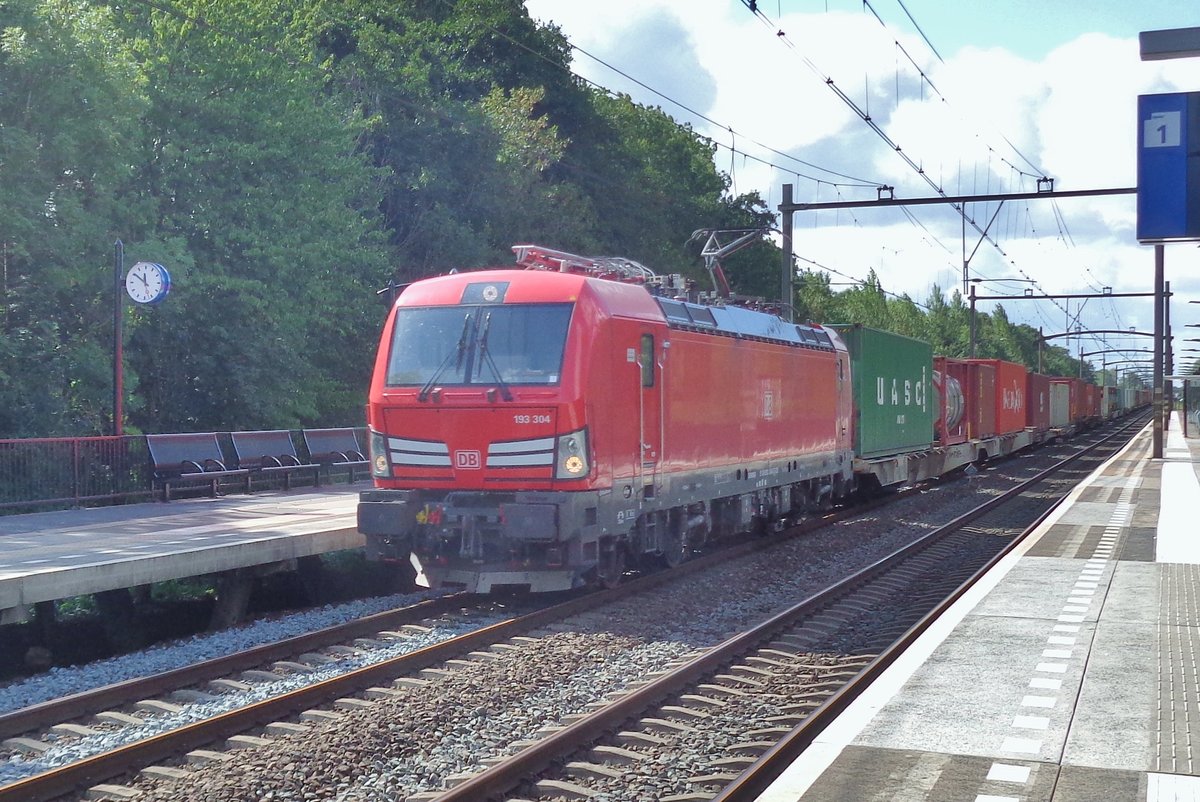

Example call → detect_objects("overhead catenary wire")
793 253 932 310
518 0 1068 315
559 39 881 188
860 0 1047 180
737 0 1086 327
863 0 1116 328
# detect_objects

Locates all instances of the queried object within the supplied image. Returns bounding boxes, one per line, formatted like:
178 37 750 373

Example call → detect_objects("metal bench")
146 433 251 501
230 430 320 491
302 428 369 483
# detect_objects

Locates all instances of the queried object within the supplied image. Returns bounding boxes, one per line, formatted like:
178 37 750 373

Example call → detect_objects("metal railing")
0 429 367 514
0 436 153 513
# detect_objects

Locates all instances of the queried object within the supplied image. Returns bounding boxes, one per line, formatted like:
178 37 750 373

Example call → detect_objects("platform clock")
125 261 171 305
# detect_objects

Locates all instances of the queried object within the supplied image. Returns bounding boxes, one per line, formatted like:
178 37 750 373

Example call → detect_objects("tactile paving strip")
1157 563 1200 774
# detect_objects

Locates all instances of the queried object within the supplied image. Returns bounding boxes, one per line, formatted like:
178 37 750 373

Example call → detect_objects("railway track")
0 416 1144 802
435 413 1147 802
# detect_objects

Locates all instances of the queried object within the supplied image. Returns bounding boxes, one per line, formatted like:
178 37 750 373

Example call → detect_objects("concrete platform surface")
757 413 1200 802
0 487 361 616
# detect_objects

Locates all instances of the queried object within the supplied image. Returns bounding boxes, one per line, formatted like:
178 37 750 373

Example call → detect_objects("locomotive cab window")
640 334 655 388
385 303 573 387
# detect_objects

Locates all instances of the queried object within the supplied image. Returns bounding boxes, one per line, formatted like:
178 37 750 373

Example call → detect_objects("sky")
522 0 1200 378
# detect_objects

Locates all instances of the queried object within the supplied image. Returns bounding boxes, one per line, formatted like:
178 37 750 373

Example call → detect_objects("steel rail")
0 489 907 802
0 589 604 802
0 418 1136 801
0 593 476 742
711 413 1149 802
434 414 1148 802
0 487 898 744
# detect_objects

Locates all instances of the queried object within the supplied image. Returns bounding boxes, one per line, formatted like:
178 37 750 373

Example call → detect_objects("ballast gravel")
107 446 1070 802
0 442 1087 799
0 588 443 715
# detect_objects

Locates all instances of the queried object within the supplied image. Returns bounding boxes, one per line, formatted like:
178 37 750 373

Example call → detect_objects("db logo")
455 450 482 469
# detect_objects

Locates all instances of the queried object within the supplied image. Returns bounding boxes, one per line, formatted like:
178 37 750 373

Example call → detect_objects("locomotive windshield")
385 303 573 387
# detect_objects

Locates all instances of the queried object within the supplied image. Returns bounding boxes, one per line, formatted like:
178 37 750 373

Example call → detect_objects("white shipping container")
1050 382 1071 428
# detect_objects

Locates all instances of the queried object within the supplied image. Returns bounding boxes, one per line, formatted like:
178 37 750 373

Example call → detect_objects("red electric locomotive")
358 246 855 592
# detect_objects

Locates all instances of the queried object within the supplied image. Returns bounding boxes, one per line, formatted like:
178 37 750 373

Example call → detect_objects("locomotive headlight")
369 430 391 478
555 428 590 479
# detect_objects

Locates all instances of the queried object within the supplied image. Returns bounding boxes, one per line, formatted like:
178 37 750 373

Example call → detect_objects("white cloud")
522 1 1200 349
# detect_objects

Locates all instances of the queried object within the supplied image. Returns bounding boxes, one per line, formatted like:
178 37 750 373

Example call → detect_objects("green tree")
794 270 841 325
924 285 969 357
117 0 390 430
0 0 147 435
837 269 890 326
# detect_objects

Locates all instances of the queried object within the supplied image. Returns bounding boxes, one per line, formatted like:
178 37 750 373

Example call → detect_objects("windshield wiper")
476 312 513 401
418 313 473 402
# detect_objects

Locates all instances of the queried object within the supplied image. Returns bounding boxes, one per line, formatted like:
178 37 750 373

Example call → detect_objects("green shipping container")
831 324 935 459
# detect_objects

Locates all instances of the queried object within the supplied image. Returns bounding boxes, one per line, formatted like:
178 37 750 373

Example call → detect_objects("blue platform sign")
1137 91 1200 242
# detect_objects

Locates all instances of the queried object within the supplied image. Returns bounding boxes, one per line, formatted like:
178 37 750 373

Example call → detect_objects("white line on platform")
1042 649 1073 658
1012 715 1050 730
1147 772 1200 802
1155 452 1200 565
1000 736 1042 754
1029 677 1062 690
986 763 1031 783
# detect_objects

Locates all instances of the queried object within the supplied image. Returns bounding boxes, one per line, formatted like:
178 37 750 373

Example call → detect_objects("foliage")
1 0 774 437
793 270 1091 379
0 0 146 435
0 0 1110 439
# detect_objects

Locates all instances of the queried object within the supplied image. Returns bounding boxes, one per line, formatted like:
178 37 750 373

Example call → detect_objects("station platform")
758 412 1200 802
0 487 361 622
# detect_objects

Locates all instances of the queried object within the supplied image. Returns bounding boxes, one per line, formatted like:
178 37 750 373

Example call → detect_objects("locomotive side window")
684 305 716 327
658 299 692 324
386 303 573 387
641 334 655 388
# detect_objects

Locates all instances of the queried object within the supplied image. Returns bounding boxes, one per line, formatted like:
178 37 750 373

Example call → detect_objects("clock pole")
113 239 124 436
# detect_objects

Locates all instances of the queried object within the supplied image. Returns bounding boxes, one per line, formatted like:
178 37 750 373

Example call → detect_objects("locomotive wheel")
595 538 626 588
662 531 689 568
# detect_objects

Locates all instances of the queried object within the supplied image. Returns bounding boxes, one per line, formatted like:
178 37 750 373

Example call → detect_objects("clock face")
125 262 170 304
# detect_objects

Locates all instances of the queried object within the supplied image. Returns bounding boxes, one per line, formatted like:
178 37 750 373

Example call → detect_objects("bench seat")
230 430 320 491
146 433 251 501
302 428 369 483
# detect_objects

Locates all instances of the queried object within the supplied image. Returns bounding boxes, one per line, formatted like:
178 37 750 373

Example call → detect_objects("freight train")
357 245 1146 592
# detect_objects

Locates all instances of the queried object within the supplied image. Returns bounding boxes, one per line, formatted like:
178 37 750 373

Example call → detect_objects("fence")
0 429 366 514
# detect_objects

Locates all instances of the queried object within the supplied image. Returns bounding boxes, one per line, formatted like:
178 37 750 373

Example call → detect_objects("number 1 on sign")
1145 111 1181 148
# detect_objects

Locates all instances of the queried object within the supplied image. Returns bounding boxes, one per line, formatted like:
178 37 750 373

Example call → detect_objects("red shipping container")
1084 383 1101 421
968 359 1028 436
1026 372 1051 432
934 356 968 445
1081 382 1093 421
966 361 996 439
